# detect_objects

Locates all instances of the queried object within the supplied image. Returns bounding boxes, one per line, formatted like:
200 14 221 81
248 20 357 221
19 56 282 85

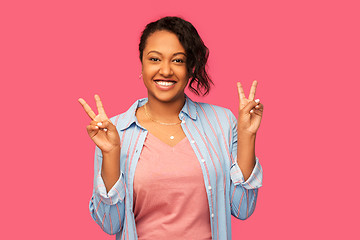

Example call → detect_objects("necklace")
143 103 181 126
143 103 182 140
157 124 183 140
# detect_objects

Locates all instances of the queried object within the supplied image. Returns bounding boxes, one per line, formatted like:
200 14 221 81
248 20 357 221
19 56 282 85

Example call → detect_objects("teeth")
156 81 175 86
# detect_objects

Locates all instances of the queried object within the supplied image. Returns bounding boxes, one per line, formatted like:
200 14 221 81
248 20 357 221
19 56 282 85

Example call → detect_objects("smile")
154 80 177 90
155 81 175 86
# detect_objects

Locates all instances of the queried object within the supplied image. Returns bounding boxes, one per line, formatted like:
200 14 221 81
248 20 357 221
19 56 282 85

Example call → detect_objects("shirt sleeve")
89 145 126 235
227 109 263 220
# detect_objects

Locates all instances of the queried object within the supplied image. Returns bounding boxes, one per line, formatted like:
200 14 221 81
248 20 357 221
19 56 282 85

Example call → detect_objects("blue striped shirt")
89 95 263 240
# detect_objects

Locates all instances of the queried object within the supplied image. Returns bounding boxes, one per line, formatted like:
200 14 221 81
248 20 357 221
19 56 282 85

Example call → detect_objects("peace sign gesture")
78 94 120 153
237 80 264 135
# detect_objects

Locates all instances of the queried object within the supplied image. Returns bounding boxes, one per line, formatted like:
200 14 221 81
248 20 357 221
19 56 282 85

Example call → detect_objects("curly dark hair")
139 16 213 96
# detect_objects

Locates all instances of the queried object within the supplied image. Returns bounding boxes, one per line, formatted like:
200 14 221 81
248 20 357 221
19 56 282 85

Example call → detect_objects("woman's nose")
159 62 173 77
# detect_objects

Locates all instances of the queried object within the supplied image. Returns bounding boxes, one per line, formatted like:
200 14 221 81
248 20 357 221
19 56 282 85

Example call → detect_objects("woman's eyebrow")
173 52 187 57
147 50 186 56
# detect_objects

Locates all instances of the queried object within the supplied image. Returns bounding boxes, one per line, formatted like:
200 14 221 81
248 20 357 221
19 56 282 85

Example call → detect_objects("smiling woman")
79 16 264 240
139 16 212 97
141 30 189 104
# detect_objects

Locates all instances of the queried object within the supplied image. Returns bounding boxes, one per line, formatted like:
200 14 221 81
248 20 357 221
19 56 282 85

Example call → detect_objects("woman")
78 16 264 240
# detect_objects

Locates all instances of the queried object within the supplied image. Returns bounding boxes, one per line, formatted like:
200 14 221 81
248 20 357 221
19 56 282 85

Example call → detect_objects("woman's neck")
145 95 186 123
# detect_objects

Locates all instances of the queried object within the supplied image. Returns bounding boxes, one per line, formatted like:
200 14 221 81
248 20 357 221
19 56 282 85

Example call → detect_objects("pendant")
170 136 174 140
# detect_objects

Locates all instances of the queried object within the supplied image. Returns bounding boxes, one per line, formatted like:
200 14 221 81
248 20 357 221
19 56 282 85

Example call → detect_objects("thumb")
241 99 261 114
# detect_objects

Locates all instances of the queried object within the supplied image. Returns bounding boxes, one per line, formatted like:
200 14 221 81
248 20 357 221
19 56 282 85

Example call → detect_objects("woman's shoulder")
108 98 147 130
108 112 129 127
192 100 236 122
190 101 237 138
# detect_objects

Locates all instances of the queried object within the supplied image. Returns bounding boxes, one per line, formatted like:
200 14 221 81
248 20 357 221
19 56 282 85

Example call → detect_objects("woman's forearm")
237 133 256 181
101 146 121 193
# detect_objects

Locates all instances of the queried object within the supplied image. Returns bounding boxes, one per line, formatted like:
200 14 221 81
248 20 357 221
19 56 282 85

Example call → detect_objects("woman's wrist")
238 131 256 143
102 145 121 157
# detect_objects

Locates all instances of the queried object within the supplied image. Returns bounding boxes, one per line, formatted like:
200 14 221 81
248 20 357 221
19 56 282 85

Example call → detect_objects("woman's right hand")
78 94 120 153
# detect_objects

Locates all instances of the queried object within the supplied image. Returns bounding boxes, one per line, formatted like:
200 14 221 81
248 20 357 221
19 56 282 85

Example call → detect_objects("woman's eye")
149 58 160 62
173 59 184 63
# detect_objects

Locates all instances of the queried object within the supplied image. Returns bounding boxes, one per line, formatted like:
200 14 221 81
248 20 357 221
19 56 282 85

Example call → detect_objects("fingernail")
103 128 108 132
255 99 260 104
250 109 254 113
95 126 99 129
97 122 102 126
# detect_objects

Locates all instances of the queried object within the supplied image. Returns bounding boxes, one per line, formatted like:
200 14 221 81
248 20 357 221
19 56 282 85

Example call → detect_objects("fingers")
254 103 263 110
248 80 258 101
87 121 99 131
242 99 262 114
237 80 258 101
95 94 108 117
90 119 116 132
101 119 117 132
87 121 106 135
251 103 264 115
96 120 109 132
237 82 246 104
78 98 96 120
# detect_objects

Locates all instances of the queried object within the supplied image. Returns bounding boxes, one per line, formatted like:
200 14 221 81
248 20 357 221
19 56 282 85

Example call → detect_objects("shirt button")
180 113 184 117
208 186 212 190
211 213 215 218
190 140 195 144
201 159 205 162
182 120 185 124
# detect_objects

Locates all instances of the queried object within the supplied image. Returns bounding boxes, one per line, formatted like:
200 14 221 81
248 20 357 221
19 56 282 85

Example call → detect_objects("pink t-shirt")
133 132 212 240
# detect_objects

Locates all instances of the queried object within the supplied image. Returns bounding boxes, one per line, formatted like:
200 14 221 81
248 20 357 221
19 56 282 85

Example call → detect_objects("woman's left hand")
237 80 264 135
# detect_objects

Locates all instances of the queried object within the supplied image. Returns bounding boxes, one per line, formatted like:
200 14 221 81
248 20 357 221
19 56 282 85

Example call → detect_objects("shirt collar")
181 94 197 121
116 94 197 131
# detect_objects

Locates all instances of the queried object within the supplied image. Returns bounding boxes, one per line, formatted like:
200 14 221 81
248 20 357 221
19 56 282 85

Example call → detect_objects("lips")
154 79 176 90
154 79 176 83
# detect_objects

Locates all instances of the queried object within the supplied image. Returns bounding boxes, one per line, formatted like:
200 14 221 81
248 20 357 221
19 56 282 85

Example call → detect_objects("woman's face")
141 30 189 103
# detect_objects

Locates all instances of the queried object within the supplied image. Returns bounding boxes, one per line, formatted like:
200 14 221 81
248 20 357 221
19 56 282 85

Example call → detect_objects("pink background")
1 0 359 239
